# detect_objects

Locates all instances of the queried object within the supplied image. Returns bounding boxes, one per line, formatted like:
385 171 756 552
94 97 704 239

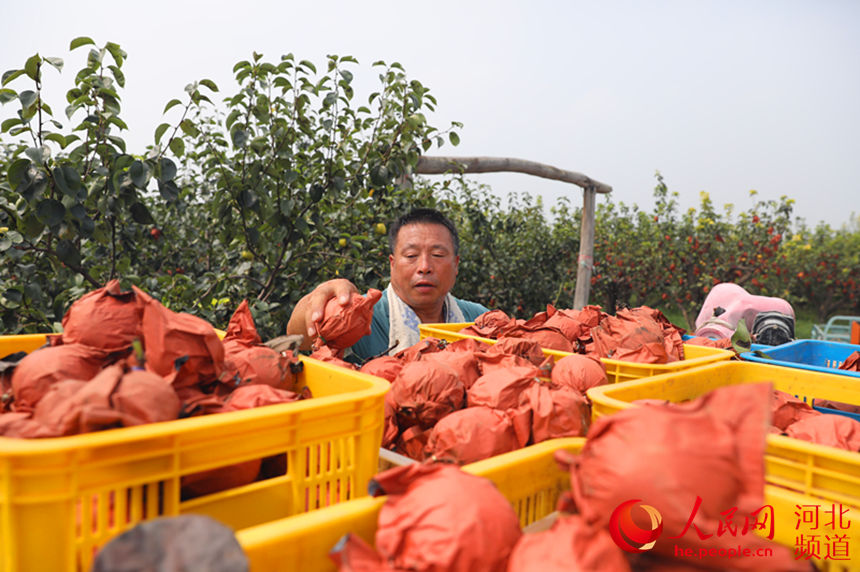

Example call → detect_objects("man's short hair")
388 208 459 256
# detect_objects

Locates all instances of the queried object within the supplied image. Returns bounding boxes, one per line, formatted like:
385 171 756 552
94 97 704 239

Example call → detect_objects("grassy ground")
793 307 816 339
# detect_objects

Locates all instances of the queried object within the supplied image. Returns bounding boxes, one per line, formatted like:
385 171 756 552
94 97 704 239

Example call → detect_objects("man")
287 208 488 361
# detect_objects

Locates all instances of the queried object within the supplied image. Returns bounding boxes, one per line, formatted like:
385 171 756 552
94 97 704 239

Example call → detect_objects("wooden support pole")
573 185 596 309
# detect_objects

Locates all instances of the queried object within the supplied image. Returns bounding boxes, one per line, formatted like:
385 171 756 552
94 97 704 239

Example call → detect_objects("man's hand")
286 278 359 350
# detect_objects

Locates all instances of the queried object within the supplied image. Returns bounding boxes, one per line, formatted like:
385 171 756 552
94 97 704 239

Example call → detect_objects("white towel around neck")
387 287 465 355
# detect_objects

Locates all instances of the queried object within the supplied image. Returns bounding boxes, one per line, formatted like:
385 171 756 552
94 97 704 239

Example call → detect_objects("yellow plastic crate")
0 334 388 572
237 436 860 571
419 322 734 384
587 361 860 508
0 333 53 356
236 437 581 571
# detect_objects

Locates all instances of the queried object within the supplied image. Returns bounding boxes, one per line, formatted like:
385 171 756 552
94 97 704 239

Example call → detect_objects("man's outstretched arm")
286 278 359 350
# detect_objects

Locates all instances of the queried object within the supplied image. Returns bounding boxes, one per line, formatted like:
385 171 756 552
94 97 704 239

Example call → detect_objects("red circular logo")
608 499 664 553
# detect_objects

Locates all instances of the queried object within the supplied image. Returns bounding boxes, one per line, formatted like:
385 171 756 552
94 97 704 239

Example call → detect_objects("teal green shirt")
348 292 488 363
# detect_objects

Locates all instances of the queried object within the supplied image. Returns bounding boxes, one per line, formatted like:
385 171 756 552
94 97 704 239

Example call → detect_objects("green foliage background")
1 40 858 336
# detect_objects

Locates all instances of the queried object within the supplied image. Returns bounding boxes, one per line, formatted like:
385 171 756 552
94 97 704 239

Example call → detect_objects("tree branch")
22 245 100 287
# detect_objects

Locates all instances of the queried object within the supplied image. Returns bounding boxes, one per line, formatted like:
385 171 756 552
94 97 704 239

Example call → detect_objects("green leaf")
108 116 128 130
448 132 460 146
309 183 324 203
107 135 126 153
0 88 17 104
44 133 66 147
114 154 134 173
108 65 125 87
299 60 317 73
70 203 87 220
69 37 95 50
731 320 752 354
159 157 177 182
199 78 218 92
231 128 247 148
4 288 22 307
21 213 44 238
55 238 81 267
130 202 155 224
19 90 37 110
2 69 25 86
237 189 257 208
43 57 63 72
154 122 170 144
53 166 83 198
105 42 126 66
179 119 199 137
36 198 66 226
24 54 40 80
169 137 185 157
23 282 42 302
77 215 94 236
751 349 774 359
101 93 121 115
225 109 241 130
7 158 31 190
1 117 21 133
24 146 49 164
129 160 147 188
163 98 182 113
369 164 389 187
158 180 179 202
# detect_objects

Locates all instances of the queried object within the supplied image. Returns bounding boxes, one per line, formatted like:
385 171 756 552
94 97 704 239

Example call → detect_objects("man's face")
389 222 459 318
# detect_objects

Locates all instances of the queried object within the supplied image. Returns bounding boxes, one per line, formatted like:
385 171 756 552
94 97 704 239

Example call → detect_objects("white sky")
3 0 858 228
